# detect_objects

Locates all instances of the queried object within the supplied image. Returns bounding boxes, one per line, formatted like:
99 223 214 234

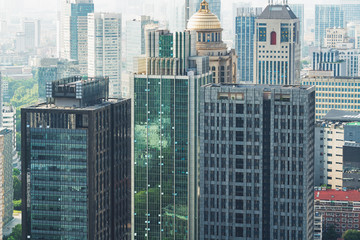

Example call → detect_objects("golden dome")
187 0 221 30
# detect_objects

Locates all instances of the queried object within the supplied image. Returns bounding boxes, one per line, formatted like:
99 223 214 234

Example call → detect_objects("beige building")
325 28 347 49
302 71 360 120
187 0 236 83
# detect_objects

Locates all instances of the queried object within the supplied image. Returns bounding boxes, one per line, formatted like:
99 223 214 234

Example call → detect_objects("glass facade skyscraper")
22 76 131 240
235 7 262 82
315 5 344 47
132 29 212 239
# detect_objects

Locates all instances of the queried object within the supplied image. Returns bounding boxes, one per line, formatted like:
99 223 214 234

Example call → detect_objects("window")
281 27 289 42
259 27 267 42
271 31 277 45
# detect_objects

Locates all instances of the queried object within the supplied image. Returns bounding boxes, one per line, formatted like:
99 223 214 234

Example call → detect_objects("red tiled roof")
315 190 360 202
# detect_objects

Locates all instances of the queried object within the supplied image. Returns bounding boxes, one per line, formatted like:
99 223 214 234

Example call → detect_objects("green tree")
13 169 20 177
13 200 21 211
323 225 339 240
13 176 21 200
4 224 21 240
343 229 360 240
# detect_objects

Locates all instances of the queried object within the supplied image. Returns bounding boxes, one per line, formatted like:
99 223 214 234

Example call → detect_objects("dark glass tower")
199 84 315 240
21 76 131 240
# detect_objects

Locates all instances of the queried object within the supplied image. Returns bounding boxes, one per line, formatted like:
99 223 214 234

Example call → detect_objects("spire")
199 0 211 13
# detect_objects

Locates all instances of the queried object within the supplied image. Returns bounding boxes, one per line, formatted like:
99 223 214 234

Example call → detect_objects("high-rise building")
235 7 262 82
312 50 346 77
199 83 315 240
0 128 13 226
315 5 344 47
88 13 122 98
22 76 131 239
289 4 304 57
132 29 212 240
302 71 360 120
187 0 236 83
254 2 301 85
341 1 360 25
23 19 41 50
59 0 94 74
125 16 158 73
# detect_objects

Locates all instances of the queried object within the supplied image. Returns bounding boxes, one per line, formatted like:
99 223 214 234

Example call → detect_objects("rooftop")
324 110 360 122
203 83 313 90
187 0 222 30
315 189 360 202
258 5 297 20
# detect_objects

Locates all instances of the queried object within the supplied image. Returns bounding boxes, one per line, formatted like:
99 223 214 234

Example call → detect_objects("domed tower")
187 0 237 83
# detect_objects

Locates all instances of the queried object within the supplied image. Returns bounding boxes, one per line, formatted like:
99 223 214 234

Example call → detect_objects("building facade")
302 72 360 119
235 7 262 82
315 189 360 236
187 0 236 84
315 5 344 47
131 28 212 240
254 3 301 85
199 84 315 240
88 13 122 98
324 28 347 48
21 76 131 240
288 4 304 58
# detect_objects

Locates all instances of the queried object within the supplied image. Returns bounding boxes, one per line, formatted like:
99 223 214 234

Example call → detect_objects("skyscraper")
88 13 122 98
289 4 304 57
341 1 360 25
199 83 315 240
59 0 94 74
132 29 212 239
315 5 344 47
235 7 262 82
23 19 41 50
22 76 131 239
187 0 236 83
254 2 301 85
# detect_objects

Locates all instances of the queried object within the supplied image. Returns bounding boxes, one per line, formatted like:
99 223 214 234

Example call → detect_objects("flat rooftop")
315 189 360 202
203 83 314 91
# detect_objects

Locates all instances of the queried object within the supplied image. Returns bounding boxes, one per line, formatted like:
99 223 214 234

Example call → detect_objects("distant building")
325 28 347 48
302 72 360 119
23 19 41 50
235 7 262 82
254 2 301 85
315 5 344 47
315 189 360 236
289 4 305 57
88 13 122 98
199 83 315 240
22 76 131 239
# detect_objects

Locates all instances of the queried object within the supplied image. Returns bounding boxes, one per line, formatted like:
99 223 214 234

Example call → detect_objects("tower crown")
187 0 221 30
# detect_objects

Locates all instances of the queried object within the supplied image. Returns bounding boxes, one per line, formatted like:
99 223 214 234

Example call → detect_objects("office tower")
36 58 81 100
167 0 185 32
0 129 13 226
341 1 360 25
59 0 94 74
312 50 346 77
235 7 262 82
315 5 344 47
132 29 212 239
302 71 360 120
22 76 131 239
339 48 360 77
193 0 221 21
187 0 236 83
254 2 301 85
199 84 315 240
315 189 360 236
289 4 304 57
324 28 347 48
2 104 18 169
15 32 25 53
125 16 158 72
23 19 41 50
88 13 122 98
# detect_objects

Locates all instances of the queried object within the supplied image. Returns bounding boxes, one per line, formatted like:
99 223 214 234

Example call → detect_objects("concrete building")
314 212 323 240
302 72 360 120
0 129 12 228
254 2 301 85
315 189 360 236
23 19 41 50
59 0 94 74
131 28 212 240
325 28 347 48
199 83 315 240
315 5 344 47
88 13 122 98
2 104 18 169
235 7 262 82
187 0 236 83
22 76 131 239
289 4 304 57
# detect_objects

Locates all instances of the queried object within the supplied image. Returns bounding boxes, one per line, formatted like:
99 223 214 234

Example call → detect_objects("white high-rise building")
254 2 301 85
88 13 122 98
325 28 347 48
23 19 41 50
59 0 94 74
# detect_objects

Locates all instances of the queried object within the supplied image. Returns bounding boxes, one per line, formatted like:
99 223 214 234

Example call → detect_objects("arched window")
271 31 276 45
